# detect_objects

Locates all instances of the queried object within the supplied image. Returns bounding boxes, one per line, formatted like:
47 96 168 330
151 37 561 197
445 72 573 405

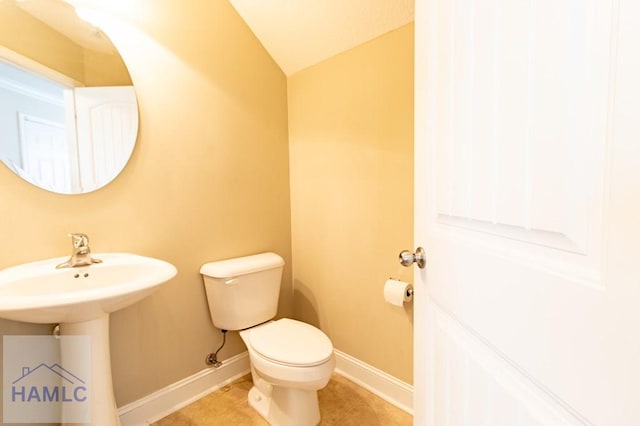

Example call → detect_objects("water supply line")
205 329 227 368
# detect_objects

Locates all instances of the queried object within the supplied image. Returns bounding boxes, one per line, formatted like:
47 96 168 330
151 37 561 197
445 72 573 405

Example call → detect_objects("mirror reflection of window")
0 60 137 193
0 0 139 194
0 60 71 192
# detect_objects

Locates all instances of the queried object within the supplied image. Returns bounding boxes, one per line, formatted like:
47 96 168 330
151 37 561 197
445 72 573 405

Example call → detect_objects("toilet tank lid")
200 252 284 278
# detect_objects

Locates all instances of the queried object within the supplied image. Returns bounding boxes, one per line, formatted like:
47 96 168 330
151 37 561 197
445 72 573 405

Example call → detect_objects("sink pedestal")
60 314 120 426
0 253 177 425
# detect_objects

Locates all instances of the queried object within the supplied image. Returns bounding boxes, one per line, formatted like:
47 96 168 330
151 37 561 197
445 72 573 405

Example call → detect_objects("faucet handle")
56 233 101 269
68 233 89 249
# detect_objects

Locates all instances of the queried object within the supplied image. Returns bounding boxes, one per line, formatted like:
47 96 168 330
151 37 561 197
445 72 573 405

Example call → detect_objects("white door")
18 113 70 193
414 0 640 425
74 86 138 192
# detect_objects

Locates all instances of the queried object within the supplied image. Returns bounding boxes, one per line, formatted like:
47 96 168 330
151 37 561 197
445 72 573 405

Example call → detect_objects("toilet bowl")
200 253 335 426
240 318 335 426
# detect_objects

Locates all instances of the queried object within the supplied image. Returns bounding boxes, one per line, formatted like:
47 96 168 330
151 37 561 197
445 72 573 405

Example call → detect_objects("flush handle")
399 247 426 269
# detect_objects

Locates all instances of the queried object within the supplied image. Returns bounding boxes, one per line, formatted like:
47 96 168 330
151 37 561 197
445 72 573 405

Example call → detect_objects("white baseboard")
118 352 250 426
333 349 413 415
118 349 413 424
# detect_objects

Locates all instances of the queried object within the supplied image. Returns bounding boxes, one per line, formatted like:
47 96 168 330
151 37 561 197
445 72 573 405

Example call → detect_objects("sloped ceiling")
228 0 415 76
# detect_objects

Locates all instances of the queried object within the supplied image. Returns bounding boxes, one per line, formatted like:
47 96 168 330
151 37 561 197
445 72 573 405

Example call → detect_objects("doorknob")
399 247 426 269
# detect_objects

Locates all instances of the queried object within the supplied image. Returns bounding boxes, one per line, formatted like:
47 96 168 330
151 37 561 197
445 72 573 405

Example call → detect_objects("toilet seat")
247 318 333 367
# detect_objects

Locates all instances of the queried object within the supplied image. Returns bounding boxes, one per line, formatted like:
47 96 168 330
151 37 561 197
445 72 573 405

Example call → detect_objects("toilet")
200 252 335 426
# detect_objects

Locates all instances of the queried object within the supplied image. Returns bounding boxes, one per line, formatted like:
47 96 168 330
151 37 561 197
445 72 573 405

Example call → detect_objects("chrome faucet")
56 233 102 269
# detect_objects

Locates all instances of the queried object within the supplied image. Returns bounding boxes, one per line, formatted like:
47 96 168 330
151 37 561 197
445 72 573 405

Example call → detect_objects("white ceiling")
228 0 415 76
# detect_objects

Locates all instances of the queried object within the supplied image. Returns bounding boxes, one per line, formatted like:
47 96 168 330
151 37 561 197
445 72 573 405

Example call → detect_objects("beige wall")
0 2 131 86
0 0 291 407
82 48 132 86
0 2 84 82
288 24 415 384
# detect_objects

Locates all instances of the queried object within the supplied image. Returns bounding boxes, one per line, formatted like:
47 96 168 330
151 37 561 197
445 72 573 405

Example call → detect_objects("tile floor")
152 374 413 425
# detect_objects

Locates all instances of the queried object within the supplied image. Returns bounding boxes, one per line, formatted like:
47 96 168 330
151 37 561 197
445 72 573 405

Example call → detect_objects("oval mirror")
0 0 138 194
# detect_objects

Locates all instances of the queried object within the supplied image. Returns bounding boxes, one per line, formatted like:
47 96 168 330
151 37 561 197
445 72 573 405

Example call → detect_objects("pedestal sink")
0 253 177 425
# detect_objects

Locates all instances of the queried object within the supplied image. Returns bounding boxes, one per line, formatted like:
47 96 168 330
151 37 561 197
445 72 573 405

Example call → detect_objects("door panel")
427 302 583 425
74 86 137 192
18 113 70 192
415 0 640 424
431 0 610 283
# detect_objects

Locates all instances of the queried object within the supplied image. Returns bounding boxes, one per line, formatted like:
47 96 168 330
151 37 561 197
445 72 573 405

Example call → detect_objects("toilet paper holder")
405 285 414 299
384 278 414 305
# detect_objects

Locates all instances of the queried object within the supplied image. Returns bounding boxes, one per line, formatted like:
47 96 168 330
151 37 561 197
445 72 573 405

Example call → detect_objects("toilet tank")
200 252 285 331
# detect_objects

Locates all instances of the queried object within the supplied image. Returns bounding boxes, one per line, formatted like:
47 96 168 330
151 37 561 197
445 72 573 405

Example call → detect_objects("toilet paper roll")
383 279 413 307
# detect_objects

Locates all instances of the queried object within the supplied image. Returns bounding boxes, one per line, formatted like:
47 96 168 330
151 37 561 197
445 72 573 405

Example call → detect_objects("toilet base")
247 384 321 426
248 386 271 419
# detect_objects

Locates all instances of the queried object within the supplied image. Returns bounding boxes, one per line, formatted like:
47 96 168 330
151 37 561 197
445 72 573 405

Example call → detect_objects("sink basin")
0 252 177 425
0 252 176 324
